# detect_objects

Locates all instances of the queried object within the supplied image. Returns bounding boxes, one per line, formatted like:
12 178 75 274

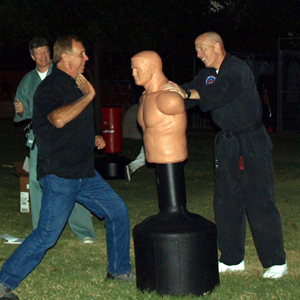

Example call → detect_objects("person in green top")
13 37 95 244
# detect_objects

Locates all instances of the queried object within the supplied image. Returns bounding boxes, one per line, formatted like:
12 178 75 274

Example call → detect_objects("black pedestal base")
133 209 220 296
94 154 131 180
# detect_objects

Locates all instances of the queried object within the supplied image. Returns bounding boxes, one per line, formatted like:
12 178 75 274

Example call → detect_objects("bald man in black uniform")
164 31 287 279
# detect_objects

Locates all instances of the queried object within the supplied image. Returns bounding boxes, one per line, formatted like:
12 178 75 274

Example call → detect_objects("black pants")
214 152 286 268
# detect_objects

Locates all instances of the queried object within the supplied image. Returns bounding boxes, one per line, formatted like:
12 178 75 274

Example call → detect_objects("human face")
131 58 152 87
67 40 89 77
195 36 219 69
31 46 51 72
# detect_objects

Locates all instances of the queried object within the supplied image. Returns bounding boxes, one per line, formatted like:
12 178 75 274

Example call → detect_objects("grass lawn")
0 118 300 300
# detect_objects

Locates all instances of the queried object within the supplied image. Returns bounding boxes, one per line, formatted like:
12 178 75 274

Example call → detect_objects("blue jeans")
0 171 131 289
29 144 95 240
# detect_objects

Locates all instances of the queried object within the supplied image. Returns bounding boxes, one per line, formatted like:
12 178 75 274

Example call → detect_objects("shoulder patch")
205 75 217 85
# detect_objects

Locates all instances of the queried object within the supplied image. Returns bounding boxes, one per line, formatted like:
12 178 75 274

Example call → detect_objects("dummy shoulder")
157 91 185 115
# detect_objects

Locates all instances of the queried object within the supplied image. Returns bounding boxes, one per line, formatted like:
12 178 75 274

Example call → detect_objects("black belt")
224 121 263 137
215 121 263 171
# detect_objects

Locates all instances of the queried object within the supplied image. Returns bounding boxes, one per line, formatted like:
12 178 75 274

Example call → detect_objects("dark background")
0 0 299 131
1 0 299 81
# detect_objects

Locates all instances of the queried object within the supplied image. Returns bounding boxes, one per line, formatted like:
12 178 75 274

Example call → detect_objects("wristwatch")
185 90 191 99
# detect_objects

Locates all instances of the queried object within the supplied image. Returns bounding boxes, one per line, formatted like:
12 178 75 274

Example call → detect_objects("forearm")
184 89 200 100
163 81 200 100
48 93 94 128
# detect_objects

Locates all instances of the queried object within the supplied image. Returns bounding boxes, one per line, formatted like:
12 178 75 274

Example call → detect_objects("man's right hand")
163 81 200 100
162 81 186 98
76 74 95 98
14 98 24 115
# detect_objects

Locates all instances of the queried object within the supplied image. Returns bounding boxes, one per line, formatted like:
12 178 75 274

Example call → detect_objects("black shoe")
106 272 136 282
0 287 19 300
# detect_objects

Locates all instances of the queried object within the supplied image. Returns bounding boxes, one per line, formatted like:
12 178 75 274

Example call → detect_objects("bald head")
195 32 224 48
195 32 226 69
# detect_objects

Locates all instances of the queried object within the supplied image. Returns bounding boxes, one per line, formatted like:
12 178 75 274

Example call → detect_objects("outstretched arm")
47 74 95 128
163 81 200 99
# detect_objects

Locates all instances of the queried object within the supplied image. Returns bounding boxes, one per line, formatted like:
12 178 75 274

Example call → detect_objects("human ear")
214 43 222 52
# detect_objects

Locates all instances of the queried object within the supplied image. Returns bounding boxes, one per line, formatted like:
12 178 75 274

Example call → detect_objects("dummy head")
131 51 163 87
195 32 226 69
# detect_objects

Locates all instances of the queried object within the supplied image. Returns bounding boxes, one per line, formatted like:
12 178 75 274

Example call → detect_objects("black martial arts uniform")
182 54 286 267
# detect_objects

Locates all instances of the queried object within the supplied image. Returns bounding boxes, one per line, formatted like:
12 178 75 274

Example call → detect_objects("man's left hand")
95 135 106 150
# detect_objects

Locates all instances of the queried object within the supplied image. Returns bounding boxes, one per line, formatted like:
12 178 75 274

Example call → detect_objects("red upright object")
95 106 131 179
102 107 122 153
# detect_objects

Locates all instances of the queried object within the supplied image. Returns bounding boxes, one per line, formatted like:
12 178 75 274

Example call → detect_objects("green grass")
0 119 300 300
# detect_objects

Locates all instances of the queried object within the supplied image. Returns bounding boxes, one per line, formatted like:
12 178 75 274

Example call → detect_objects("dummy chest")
142 96 165 128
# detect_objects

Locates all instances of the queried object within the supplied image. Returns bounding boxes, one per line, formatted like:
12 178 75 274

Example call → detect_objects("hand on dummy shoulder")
162 81 185 98
76 74 95 98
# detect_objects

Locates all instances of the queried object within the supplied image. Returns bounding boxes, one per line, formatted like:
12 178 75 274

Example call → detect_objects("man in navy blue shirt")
164 31 287 279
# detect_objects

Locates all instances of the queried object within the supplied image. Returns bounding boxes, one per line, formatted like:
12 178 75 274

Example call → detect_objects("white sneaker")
263 262 287 279
218 260 245 273
82 237 94 244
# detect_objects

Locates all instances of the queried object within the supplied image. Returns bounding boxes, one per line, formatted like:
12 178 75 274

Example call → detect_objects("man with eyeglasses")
13 37 95 245
163 31 287 279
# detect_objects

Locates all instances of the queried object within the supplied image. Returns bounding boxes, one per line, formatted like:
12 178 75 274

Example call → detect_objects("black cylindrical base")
133 209 219 296
94 154 131 179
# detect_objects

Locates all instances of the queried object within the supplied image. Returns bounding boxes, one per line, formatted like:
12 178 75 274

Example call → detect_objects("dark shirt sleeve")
194 67 242 112
34 87 61 119
180 56 262 131
181 71 205 91
181 76 204 110
184 99 199 110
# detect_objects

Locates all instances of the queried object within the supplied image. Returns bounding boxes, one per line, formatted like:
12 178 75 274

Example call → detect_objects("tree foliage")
212 0 300 53
1 0 298 134
0 0 299 80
